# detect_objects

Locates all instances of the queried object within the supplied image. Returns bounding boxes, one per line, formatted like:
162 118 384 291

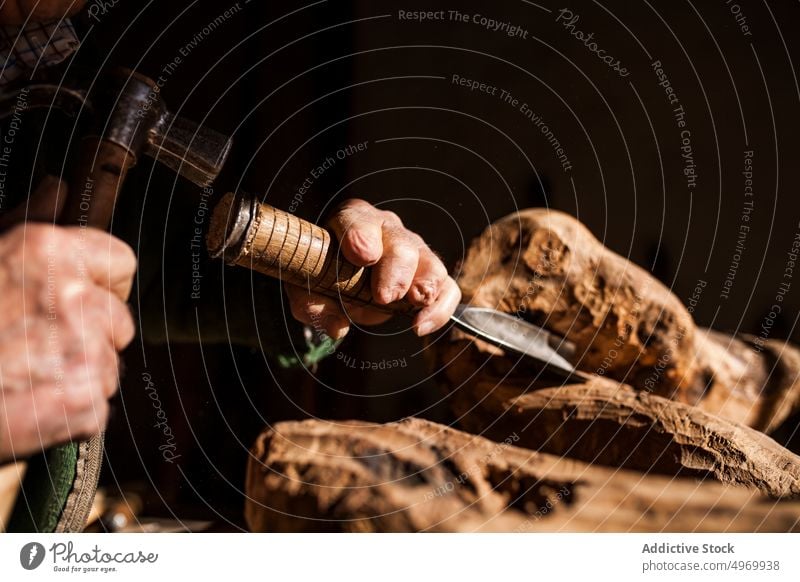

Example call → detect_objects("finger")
285 283 393 327
344 304 393 326
62 227 137 302
372 222 420 305
58 376 105 418
328 199 384 267
285 284 350 340
97 289 136 352
62 283 136 353
0 389 46 459
413 277 461 336
0 384 94 459
16 225 136 303
407 247 448 307
64 333 121 400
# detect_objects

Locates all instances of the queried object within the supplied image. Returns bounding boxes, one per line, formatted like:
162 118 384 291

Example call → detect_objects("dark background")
22 0 798 527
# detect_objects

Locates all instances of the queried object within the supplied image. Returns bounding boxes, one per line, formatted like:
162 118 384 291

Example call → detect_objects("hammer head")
0 66 232 188
90 67 232 188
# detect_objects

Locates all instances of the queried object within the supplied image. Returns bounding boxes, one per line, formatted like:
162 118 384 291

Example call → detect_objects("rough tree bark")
245 418 800 532
437 357 800 497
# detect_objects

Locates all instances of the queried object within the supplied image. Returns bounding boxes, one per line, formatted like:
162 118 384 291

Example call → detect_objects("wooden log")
244 209 800 531
453 209 800 425
442 208 800 446
245 418 800 532
437 348 800 497
694 331 800 435
456 209 701 401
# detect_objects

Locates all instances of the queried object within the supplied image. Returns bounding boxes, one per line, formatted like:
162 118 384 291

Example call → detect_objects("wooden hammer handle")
60 69 160 230
60 138 135 229
208 192 415 313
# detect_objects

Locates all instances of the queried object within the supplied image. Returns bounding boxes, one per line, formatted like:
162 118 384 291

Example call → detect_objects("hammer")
0 66 232 228
59 67 232 229
56 67 231 530
0 66 232 533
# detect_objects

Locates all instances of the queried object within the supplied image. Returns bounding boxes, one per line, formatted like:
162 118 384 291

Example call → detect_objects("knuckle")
403 228 425 246
62 384 93 415
332 200 369 227
78 329 108 362
113 239 138 276
89 376 112 402
381 210 403 226
91 336 116 368
20 225 59 261
119 315 136 351
105 374 120 399
22 223 51 246
56 278 89 304
92 400 110 429
116 308 136 349
423 254 449 279
386 242 419 265
103 348 121 382
344 228 380 256
338 198 370 212
413 276 441 291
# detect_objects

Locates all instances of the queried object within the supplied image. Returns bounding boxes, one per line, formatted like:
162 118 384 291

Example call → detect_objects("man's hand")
285 199 461 340
0 184 136 461
0 0 85 25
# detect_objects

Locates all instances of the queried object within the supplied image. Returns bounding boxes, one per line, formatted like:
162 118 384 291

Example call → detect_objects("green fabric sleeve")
7 443 76 532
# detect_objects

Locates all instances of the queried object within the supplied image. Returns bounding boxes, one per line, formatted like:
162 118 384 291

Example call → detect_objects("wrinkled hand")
286 199 461 340
0 0 86 24
0 179 136 462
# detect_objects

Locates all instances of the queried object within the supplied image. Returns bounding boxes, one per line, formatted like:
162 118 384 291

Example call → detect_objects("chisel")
207 192 589 382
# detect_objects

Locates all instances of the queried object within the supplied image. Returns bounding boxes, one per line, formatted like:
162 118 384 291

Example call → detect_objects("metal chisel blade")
450 304 588 382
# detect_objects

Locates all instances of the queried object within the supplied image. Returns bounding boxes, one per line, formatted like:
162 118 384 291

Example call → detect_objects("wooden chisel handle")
207 192 415 314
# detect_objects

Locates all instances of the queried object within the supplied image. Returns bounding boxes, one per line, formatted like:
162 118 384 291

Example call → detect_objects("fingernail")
415 283 436 306
415 319 436 336
323 315 350 340
377 286 400 305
